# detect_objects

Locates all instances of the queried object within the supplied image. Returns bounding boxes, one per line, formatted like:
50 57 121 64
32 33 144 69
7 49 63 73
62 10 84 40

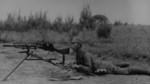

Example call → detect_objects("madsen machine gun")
3 42 54 50
2 42 71 81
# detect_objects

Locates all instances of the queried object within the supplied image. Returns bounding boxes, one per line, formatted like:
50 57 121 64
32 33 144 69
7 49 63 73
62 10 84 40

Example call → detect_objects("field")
1 25 150 61
0 25 150 84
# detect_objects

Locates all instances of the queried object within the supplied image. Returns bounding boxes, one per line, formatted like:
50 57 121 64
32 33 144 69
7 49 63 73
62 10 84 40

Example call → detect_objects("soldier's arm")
83 53 93 67
75 53 95 74
72 64 92 74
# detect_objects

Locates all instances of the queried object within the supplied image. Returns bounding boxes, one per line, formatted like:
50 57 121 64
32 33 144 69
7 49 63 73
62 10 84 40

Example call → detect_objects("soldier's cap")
71 37 84 45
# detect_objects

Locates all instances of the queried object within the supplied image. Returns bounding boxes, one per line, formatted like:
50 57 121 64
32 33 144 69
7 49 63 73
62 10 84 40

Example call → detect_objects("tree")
91 14 108 25
52 16 64 32
79 4 92 30
91 15 111 38
64 16 74 32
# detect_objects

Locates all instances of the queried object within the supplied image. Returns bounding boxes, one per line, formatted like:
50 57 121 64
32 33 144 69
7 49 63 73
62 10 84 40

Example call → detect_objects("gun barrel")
3 44 37 49
3 44 17 47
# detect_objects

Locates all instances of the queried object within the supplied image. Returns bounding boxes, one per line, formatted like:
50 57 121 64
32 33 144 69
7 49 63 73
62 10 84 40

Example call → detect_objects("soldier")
70 37 150 75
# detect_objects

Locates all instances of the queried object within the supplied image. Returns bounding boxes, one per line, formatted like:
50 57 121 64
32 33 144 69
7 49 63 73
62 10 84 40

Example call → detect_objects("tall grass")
100 25 150 61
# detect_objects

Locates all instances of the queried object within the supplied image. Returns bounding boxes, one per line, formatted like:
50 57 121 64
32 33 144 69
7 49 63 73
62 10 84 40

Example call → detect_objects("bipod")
2 45 32 81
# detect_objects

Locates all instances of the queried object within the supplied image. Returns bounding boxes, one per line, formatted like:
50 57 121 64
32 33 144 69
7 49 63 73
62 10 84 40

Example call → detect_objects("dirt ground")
0 44 150 84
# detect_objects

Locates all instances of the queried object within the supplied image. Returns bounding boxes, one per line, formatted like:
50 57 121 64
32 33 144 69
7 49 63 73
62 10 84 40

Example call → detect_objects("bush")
114 21 123 26
96 24 112 38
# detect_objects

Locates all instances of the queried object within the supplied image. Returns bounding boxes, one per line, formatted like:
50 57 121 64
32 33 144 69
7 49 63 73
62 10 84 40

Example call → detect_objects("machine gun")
3 43 37 49
3 42 70 64
2 31 73 81
3 42 54 50
2 43 72 81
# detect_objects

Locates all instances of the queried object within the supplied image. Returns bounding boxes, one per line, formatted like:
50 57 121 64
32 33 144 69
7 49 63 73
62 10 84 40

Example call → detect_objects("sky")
0 0 150 25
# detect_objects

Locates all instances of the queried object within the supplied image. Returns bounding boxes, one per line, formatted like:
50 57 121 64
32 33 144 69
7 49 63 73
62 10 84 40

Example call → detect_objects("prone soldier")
70 37 150 75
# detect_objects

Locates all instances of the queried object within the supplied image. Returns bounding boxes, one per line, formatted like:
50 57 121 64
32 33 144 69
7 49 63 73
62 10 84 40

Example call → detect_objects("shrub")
96 24 112 38
114 21 123 26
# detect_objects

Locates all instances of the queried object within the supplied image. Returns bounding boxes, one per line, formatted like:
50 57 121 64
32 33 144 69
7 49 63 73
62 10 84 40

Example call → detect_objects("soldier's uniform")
71 37 150 75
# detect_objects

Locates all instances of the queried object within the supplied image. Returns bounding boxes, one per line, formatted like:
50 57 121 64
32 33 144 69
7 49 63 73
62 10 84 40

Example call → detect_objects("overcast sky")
0 0 150 25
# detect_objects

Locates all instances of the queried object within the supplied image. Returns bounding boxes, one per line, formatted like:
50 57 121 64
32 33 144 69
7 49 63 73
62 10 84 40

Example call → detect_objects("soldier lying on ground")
70 37 150 75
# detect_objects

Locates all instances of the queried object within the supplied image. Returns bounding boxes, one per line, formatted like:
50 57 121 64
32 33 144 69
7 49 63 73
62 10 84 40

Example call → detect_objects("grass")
78 25 150 62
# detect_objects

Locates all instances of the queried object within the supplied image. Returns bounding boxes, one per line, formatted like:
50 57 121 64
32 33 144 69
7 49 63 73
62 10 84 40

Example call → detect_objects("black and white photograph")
0 0 150 84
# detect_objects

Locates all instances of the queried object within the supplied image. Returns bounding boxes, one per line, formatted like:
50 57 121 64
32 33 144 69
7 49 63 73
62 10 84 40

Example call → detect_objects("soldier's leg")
127 68 150 75
94 61 129 75
114 63 130 68
110 66 150 76
111 66 129 75
94 66 129 75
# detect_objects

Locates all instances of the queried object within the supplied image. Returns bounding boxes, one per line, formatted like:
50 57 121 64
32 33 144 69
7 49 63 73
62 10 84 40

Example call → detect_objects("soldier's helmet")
71 37 84 45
